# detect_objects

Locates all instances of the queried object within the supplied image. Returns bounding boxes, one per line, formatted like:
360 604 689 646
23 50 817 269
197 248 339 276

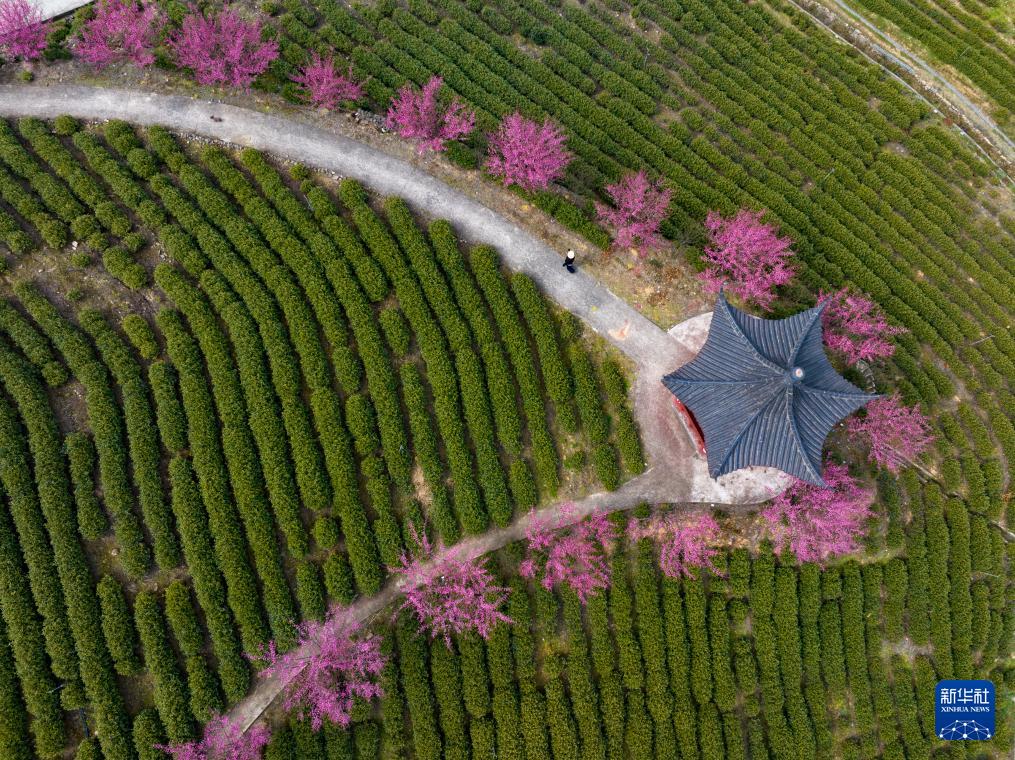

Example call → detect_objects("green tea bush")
134 589 195 743
15 282 151 578
96 575 142 676
121 314 158 360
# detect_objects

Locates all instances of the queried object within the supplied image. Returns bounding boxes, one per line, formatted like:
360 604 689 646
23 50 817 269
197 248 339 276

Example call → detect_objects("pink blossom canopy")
0 0 48 62
761 463 873 564
167 5 278 89
252 610 385 731
156 714 270 760
846 393 934 474
819 288 905 365
385 75 475 154
391 529 511 646
292 52 363 109
520 505 615 604
595 170 672 255
485 112 572 191
74 0 161 68
629 511 723 579
699 208 795 311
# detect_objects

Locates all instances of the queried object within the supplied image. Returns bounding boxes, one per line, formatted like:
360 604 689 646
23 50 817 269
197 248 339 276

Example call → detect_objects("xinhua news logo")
935 680 994 740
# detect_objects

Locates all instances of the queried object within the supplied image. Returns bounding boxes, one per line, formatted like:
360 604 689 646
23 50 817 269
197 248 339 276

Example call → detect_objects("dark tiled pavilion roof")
662 293 876 485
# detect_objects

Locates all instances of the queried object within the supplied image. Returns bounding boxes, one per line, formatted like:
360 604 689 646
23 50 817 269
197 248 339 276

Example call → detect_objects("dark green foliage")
428 221 523 458
159 310 271 654
430 640 469 760
323 551 357 605
313 514 340 551
185 654 223 722
399 362 459 544
469 245 558 493
378 308 411 357
485 624 524 760
102 245 148 289
155 269 299 647
148 361 187 453
121 313 159 360
96 575 142 676
74 738 101 760
599 359 644 474
295 561 327 621
397 617 441 760
15 281 151 578
569 343 620 489
0 617 34 760
0 301 67 387
166 457 250 702
0 343 133 760
510 272 575 431
164 581 204 657
0 434 66 755
79 307 180 570
134 589 195 743
343 183 488 532
632 543 677 755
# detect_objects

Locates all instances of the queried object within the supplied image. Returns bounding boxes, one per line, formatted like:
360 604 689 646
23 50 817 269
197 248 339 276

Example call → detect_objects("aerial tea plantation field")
0 0 1012 758
0 113 643 760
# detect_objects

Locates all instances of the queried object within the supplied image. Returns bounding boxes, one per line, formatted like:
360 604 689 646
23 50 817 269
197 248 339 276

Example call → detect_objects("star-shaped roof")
662 293 876 485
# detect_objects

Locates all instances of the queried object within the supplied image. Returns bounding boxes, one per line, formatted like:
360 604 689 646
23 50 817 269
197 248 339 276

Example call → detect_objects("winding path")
0 84 788 729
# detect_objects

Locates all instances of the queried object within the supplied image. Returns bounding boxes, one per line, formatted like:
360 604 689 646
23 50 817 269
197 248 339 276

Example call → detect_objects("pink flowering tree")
629 511 723 578
485 112 572 191
391 529 511 645
292 52 363 110
168 5 278 89
819 288 906 365
761 463 873 564
155 714 269 760
385 76 475 154
595 170 672 256
252 609 385 731
847 394 934 474
0 0 48 62
74 0 161 68
520 506 615 604
699 209 796 311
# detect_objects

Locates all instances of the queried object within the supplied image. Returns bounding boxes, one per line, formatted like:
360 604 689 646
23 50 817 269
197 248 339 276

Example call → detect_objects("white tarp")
30 0 92 21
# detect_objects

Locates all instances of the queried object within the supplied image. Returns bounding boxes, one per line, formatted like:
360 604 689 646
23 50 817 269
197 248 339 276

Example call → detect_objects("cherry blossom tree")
485 112 572 191
595 170 672 256
384 76 475 154
847 394 934 474
519 506 615 604
155 714 269 760
761 463 873 564
629 511 723 579
391 529 511 645
699 208 795 311
0 0 48 62
74 0 161 68
168 5 278 89
292 52 363 109
819 287 906 365
252 610 385 731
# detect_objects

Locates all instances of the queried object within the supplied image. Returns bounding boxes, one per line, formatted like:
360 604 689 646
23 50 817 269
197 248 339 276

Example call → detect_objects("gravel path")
0 83 789 731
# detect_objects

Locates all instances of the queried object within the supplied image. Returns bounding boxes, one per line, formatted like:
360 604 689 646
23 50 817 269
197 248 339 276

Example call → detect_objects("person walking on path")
563 248 576 273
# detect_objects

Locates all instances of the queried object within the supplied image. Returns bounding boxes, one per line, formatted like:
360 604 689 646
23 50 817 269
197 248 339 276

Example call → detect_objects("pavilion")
662 293 876 486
